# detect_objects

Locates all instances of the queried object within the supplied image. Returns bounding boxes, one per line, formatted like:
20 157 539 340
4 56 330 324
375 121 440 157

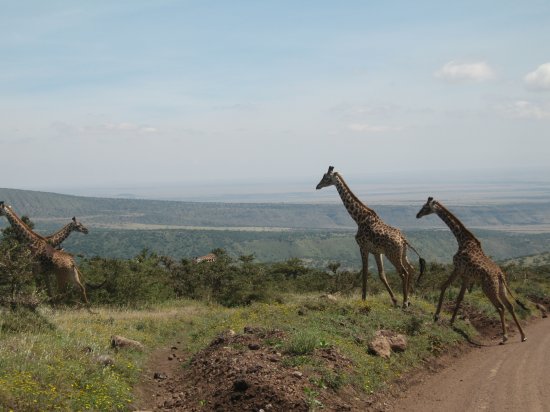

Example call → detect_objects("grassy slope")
2 258 548 411
0 294 476 411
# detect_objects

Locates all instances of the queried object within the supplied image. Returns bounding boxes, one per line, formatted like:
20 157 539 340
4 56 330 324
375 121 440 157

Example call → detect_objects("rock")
320 293 338 302
248 343 261 350
536 303 548 318
110 335 144 351
291 371 303 378
154 372 168 380
94 354 114 366
368 330 408 358
368 334 392 359
387 333 408 352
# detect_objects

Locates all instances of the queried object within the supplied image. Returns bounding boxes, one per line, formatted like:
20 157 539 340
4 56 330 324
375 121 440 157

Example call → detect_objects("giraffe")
193 253 217 264
0 202 89 304
416 197 526 343
33 216 89 296
316 166 425 308
46 216 89 248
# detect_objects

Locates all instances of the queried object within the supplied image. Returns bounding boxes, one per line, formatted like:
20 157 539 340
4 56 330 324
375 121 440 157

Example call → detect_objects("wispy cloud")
51 121 158 137
501 100 550 120
435 61 495 82
347 123 402 133
524 63 550 91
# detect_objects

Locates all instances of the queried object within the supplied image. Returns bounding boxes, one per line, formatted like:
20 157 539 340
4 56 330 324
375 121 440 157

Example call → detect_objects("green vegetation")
1 188 549 410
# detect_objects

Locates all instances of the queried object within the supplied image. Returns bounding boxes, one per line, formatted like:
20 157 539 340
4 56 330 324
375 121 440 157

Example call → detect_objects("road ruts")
388 319 550 412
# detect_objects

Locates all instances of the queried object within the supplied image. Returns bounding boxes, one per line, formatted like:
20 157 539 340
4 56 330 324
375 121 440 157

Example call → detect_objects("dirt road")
388 319 550 412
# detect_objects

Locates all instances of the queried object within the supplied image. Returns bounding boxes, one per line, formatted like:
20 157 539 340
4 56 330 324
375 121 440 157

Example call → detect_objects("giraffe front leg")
374 254 398 307
434 269 460 322
360 248 369 301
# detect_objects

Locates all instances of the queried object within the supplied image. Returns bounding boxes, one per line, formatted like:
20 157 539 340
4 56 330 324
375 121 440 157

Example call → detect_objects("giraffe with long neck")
416 197 526 343
0 202 89 304
316 166 425 308
46 217 89 248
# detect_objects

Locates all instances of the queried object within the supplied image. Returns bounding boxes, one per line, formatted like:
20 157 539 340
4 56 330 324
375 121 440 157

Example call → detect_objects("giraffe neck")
1 205 46 245
46 223 75 247
333 173 377 224
434 202 481 248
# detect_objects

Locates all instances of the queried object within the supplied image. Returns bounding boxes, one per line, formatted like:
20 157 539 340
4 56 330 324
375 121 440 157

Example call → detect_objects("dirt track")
388 319 550 412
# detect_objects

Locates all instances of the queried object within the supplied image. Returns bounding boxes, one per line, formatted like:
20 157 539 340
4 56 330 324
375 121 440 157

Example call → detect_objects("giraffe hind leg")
500 279 526 342
72 266 89 305
374 254 398 307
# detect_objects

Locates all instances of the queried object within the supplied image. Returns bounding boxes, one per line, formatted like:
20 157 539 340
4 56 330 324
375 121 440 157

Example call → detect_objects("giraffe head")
316 166 337 190
71 216 89 234
416 197 437 218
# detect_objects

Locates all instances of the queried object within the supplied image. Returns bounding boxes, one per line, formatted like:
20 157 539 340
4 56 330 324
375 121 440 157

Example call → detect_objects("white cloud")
524 63 550 91
347 123 402 133
503 100 550 120
103 123 157 133
435 61 495 82
50 121 158 137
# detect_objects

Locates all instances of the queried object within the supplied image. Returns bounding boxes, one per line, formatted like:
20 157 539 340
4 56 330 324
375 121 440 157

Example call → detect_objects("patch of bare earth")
133 326 369 411
133 300 547 412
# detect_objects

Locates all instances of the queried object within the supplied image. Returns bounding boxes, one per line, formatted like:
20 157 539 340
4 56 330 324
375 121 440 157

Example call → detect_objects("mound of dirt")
135 326 369 411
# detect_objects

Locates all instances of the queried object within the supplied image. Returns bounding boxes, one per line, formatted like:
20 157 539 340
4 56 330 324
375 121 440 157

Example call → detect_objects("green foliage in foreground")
0 258 547 411
0 295 472 411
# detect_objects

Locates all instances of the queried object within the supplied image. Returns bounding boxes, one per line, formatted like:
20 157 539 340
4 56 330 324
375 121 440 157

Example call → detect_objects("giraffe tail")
405 241 426 286
502 275 528 310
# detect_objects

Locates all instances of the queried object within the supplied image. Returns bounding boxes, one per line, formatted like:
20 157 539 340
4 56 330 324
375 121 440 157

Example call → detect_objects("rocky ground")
133 326 371 411
132 299 547 412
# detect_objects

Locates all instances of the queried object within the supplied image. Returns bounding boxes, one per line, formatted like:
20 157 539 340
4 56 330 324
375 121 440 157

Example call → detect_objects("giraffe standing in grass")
416 197 526 343
316 166 425 308
0 202 89 304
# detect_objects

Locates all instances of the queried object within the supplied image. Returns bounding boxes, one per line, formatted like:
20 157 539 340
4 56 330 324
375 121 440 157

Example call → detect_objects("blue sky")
1 1 549 193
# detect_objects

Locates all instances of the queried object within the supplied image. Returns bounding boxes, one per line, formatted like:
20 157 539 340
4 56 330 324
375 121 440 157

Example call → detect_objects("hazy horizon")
4 166 550 205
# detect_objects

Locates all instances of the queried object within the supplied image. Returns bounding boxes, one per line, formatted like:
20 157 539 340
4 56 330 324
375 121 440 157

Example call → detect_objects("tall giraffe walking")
416 197 526 343
0 202 89 304
316 166 425 308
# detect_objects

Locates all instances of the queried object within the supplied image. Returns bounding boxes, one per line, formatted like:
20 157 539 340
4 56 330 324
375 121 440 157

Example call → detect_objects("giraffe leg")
400 266 411 309
499 279 526 342
72 266 89 305
434 269 460 322
450 281 468 325
374 254 398 307
360 248 369 301
402 249 416 296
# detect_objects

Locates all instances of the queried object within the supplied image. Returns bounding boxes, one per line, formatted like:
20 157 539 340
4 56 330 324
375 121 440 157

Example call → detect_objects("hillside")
2 187 550 231
2 188 550 266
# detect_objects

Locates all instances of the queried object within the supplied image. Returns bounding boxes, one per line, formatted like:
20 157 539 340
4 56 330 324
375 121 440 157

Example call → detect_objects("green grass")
0 292 489 411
